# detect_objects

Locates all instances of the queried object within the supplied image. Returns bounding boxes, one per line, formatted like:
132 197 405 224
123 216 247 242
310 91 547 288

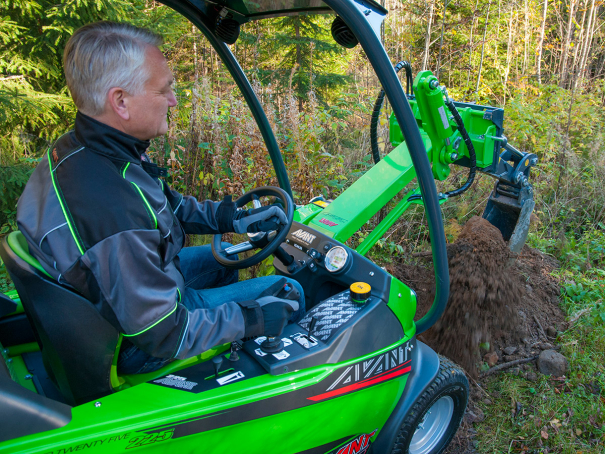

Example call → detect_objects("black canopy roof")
198 0 387 21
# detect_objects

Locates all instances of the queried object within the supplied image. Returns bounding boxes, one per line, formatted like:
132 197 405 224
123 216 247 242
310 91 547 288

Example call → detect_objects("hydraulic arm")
295 69 537 254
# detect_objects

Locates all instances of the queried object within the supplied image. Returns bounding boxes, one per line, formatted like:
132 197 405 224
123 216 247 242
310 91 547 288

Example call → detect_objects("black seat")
0 231 119 406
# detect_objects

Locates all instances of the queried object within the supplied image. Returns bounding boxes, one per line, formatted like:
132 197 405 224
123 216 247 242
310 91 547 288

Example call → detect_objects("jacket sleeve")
71 228 245 359
163 183 235 234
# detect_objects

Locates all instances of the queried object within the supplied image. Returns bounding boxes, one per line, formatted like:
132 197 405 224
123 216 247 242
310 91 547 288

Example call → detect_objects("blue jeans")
118 244 305 375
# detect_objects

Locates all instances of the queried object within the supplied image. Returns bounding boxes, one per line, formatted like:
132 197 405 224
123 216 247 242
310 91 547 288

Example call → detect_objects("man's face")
125 45 177 141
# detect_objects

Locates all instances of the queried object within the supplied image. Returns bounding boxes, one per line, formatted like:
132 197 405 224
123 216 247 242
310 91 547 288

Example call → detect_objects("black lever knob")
229 343 240 362
275 246 294 266
212 355 223 378
308 316 318 339
260 336 284 353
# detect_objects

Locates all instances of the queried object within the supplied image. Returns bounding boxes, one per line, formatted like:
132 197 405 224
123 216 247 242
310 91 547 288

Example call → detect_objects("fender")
370 340 440 453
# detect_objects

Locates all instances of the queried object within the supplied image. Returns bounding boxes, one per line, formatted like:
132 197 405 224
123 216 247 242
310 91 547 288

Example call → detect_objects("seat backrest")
0 231 119 406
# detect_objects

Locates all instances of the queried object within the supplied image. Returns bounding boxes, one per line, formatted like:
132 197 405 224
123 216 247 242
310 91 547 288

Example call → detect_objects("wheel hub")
409 396 455 454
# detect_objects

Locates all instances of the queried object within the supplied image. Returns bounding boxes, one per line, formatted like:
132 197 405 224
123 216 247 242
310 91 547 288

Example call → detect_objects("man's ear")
107 87 130 121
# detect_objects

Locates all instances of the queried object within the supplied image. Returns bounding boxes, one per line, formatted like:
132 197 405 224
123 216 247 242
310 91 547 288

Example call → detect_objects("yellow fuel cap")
350 282 371 303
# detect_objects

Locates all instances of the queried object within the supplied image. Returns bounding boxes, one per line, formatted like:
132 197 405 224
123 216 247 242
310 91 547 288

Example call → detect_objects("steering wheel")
211 186 294 270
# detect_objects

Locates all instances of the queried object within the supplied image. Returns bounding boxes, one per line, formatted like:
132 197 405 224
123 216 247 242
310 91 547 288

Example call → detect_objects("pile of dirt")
391 216 565 377
392 216 565 453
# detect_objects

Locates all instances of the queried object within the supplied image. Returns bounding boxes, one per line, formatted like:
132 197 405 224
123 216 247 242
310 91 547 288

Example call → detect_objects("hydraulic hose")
442 96 477 199
370 61 413 164
407 92 478 203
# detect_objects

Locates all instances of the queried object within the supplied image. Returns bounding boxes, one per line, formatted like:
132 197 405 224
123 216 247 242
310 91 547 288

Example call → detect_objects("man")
16 21 304 375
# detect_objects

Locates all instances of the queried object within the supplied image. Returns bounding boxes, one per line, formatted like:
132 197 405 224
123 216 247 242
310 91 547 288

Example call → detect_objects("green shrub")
0 164 33 234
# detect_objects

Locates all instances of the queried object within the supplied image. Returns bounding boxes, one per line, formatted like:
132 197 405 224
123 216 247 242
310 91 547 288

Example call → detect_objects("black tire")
391 356 469 454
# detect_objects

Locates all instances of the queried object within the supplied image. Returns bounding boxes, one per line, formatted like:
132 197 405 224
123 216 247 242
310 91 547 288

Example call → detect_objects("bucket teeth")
508 198 535 254
482 182 535 253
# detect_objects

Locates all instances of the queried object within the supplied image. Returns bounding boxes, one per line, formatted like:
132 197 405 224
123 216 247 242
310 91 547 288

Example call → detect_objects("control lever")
212 355 223 378
257 278 299 353
229 343 240 362
276 281 300 301
256 277 299 301
260 336 283 353
307 316 318 340
274 245 295 271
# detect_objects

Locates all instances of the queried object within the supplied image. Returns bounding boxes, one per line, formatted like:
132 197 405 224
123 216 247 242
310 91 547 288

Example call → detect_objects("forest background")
1 0 605 452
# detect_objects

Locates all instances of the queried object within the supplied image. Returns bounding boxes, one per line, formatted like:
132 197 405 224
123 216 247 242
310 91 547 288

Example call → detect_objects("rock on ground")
503 346 518 355
537 350 568 376
483 352 498 367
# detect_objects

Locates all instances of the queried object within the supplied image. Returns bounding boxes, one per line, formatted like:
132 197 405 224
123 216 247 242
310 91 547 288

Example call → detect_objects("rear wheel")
391 356 469 454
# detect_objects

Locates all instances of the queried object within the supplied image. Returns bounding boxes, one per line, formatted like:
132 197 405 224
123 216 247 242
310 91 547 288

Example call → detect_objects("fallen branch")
568 307 591 325
457 363 491 396
533 314 548 340
469 374 490 396
411 251 433 258
480 355 539 377
0 75 25 81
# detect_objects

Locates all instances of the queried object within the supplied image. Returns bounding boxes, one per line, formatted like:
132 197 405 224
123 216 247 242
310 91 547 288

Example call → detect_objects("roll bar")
320 1 449 334
160 0 293 199
159 0 449 334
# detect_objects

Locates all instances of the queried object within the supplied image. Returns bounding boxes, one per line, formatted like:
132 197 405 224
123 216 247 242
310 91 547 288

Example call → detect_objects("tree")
0 0 132 160
257 15 350 109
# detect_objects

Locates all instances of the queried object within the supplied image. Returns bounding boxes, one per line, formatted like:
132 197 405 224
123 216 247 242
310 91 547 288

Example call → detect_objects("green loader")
0 1 536 453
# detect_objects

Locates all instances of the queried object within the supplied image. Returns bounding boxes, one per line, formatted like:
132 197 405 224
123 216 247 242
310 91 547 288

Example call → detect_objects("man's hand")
238 296 299 338
233 205 287 234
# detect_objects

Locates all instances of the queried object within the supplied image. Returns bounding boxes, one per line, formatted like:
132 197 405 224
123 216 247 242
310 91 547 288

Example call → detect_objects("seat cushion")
7 231 51 278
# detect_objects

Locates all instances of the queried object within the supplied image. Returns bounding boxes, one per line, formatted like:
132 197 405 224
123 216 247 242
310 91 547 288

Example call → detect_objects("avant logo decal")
307 341 414 402
334 430 377 454
153 374 198 390
319 218 338 227
327 342 413 391
291 229 317 244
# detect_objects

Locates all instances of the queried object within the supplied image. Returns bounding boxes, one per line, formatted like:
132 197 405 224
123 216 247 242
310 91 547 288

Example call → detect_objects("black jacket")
17 112 245 359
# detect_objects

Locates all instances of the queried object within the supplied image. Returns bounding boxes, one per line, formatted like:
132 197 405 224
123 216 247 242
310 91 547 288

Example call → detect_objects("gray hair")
63 22 163 116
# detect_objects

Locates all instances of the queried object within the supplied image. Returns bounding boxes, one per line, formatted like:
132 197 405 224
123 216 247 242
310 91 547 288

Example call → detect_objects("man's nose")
168 90 177 107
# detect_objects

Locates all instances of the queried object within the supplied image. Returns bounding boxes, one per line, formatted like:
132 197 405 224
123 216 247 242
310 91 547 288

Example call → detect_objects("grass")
478 329 605 453
475 240 605 454
0 259 14 294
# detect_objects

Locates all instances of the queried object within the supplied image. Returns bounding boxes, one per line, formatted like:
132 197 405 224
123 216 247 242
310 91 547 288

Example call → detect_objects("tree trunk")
422 0 435 71
436 0 449 78
578 0 596 86
571 0 587 88
475 1 492 99
309 42 314 93
295 20 303 111
559 0 577 87
193 25 199 83
505 10 515 89
522 0 529 75
467 0 480 88
494 0 501 67
536 0 548 83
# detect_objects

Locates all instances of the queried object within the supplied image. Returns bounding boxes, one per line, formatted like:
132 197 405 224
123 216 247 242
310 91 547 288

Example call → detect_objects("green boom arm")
295 71 507 255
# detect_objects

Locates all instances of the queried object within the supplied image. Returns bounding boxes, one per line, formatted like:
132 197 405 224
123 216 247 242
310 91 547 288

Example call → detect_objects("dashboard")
151 222 406 395
241 222 404 375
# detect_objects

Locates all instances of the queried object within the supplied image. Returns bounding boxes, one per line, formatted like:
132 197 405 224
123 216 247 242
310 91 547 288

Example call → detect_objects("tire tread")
390 355 469 454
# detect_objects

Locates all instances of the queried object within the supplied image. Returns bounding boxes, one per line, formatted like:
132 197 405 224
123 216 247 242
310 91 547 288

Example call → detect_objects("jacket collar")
74 112 150 163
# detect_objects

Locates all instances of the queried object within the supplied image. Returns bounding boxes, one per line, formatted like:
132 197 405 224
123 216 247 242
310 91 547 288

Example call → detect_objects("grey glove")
233 205 288 234
238 296 299 338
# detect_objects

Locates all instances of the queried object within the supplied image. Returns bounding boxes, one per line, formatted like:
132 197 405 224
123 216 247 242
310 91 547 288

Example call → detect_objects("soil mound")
391 216 565 377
